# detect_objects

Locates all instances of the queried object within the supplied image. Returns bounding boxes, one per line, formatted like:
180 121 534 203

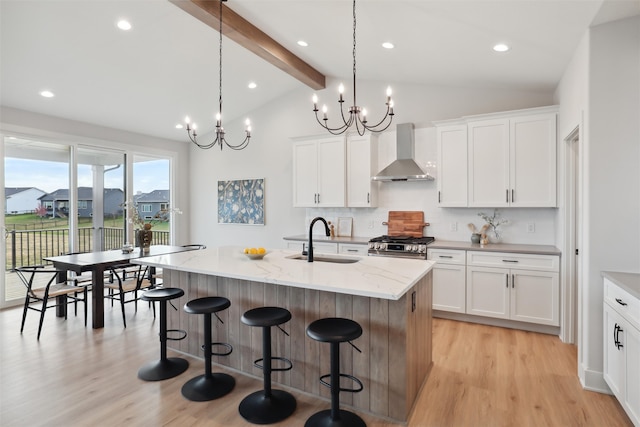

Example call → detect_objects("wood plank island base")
134 246 434 423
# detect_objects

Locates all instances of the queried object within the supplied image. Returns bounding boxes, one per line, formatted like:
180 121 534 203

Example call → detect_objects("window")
141 204 152 213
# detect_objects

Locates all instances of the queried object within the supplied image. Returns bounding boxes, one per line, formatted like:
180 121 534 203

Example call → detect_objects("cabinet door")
625 322 640 425
604 303 625 401
466 266 509 319
292 140 319 207
432 263 466 313
437 124 467 207
311 242 338 254
338 243 368 255
316 136 345 207
510 114 557 207
511 270 559 326
468 119 509 207
347 134 377 207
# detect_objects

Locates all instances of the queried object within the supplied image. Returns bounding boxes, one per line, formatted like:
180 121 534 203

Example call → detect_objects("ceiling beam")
169 0 326 90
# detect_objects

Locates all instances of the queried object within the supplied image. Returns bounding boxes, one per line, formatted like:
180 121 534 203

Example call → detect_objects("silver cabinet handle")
506 189 509 203
511 189 515 203
438 191 441 203
512 274 515 288
502 259 519 263
505 274 509 288
438 255 453 259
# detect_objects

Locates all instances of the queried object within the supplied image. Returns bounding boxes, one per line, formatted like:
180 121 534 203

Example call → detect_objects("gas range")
368 235 435 259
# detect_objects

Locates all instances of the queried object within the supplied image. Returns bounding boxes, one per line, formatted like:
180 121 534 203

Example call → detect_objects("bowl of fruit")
243 247 267 260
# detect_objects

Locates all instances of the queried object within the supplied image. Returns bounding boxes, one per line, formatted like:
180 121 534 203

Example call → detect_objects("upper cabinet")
347 134 378 207
292 135 345 207
292 133 378 208
436 106 558 208
436 124 468 207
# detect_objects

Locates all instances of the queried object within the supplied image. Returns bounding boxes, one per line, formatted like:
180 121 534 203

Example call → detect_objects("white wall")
555 15 640 391
189 78 557 249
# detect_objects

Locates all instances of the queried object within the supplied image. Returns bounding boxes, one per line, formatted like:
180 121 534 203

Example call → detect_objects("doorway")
562 126 581 346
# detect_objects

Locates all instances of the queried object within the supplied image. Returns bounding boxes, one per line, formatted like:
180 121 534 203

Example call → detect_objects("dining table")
44 245 196 329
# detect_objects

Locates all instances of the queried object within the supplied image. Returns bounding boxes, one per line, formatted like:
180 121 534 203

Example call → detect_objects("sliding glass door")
2 136 176 308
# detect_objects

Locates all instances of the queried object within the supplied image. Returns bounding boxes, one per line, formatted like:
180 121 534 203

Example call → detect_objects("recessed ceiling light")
175 124 184 129
382 42 394 49
493 43 510 52
248 82 257 89
40 90 54 98
297 40 308 47
117 20 132 31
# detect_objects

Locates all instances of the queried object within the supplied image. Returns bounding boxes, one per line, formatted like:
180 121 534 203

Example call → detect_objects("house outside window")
141 204 152 213
78 200 88 209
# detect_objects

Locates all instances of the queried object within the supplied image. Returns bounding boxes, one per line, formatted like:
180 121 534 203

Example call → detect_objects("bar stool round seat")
239 306 296 424
181 296 235 401
305 317 366 427
138 288 189 381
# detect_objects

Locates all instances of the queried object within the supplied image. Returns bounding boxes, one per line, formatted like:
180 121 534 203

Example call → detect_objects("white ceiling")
1 0 639 142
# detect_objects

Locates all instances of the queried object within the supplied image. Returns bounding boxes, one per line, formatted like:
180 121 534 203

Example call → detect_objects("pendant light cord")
219 0 223 122
352 0 357 109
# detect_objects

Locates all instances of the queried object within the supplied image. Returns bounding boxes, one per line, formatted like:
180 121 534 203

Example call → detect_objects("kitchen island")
134 246 434 423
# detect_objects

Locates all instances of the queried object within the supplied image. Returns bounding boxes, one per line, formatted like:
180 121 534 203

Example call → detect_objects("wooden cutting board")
383 211 429 237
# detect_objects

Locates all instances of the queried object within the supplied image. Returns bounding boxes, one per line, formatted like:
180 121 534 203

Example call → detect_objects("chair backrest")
16 266 61 298
109 264 150 291
182 244 206 250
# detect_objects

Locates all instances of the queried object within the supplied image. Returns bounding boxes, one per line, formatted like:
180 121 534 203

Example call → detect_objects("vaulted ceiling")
1 0 638 141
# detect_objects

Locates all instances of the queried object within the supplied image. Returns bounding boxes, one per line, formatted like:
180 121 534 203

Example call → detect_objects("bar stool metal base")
304 409 367 427
239 390 297 425
137 357 189 381
181 373 235 401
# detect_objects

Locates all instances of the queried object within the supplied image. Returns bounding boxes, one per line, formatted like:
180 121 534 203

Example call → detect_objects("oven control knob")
412 245 418 252
418 245 426 253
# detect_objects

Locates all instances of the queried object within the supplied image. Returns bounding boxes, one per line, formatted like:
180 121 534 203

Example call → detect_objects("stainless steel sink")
285 254 360 264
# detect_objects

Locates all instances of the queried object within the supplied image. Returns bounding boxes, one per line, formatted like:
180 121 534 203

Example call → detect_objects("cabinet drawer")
427 249 465 265
605 278 640 330
338 244 368 255
467 251 558 272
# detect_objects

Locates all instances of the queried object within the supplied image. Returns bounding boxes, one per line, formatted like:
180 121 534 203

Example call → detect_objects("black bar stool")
239 306 296 424
305 317 366 427
181 296 235 401
138 288 189 381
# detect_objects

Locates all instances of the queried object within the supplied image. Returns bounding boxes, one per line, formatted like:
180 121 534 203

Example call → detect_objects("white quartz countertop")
133 246 434 300
428 240 561 255
283 235 370 245
602 271 640 300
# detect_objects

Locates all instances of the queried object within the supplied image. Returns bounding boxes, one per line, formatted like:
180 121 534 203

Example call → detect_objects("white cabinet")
347 134 378 207
434 106 557 208
436 124 467 207
292 136 345 207
428 249 466 313
466 251 559 326
603 277 640 426
338 243 368 256
468 113 557 207
286 241 337 254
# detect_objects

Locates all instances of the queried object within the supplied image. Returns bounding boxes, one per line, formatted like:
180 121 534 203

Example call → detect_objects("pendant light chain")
311 0 394 136
183 0 251 150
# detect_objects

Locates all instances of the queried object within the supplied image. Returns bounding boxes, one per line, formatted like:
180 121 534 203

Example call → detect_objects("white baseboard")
579 363 612 394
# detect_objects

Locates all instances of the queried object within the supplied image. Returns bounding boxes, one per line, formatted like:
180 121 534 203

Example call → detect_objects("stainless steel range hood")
372 123 434 182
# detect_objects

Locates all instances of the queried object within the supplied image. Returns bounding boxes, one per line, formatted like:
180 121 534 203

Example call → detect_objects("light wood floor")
0 303 632 427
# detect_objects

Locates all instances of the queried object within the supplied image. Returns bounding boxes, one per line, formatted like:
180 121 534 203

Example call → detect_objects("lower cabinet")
431 249 560 328
428 249 466 313
286 241 337 254
338 243 368 256
603 277 640 426
466 266 559 326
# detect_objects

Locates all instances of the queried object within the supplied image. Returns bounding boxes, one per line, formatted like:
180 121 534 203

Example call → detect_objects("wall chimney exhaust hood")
372 123 434 182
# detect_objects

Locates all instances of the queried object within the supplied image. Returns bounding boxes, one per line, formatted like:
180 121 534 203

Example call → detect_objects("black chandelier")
184 0 251 150
312 0 394 136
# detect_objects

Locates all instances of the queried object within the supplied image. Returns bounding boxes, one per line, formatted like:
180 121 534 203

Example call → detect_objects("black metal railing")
5 228 170 270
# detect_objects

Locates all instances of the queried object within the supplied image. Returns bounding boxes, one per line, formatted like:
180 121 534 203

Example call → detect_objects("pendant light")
184 0 251 150
312 0 394 136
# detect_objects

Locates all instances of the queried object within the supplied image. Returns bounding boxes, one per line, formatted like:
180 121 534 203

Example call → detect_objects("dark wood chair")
16 265 88 339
